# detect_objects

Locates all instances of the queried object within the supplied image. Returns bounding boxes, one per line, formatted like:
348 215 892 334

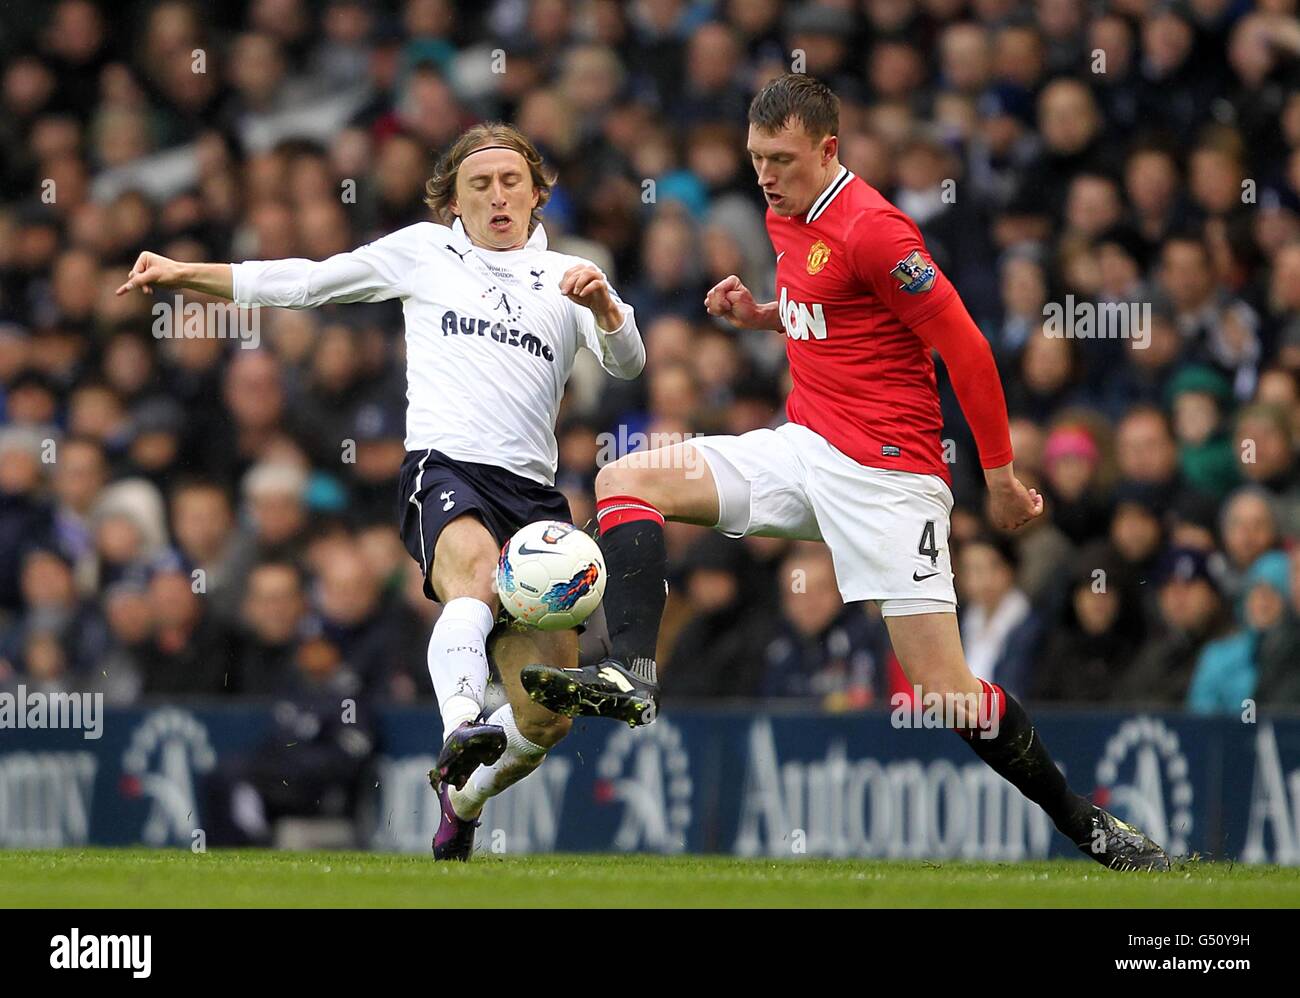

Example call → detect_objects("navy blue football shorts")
397 448 572 602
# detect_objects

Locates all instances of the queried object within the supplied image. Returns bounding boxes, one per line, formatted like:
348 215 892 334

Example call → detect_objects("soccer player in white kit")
116 124 645 860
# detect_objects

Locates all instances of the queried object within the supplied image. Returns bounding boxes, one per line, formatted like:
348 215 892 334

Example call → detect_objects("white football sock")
448 703 548 819
429 596 495 740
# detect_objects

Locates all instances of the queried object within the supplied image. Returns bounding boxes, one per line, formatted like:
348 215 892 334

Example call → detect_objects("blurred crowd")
2 0 1300 720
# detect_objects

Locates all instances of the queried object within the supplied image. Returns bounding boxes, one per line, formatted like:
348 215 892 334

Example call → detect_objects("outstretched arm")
116 227 422 307
849 207 1041 531
912 295 1042 530
116 254 234 298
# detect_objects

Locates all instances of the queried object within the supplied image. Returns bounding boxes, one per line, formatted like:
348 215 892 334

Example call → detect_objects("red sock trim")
979 679 1008 727
955 680 1007 740
596 494 665 530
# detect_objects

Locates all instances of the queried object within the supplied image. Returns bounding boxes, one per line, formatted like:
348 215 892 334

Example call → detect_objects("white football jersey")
231 218 645 485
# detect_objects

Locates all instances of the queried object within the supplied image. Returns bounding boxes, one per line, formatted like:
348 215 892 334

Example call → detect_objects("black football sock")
594 495 667 685
957 680 1093 835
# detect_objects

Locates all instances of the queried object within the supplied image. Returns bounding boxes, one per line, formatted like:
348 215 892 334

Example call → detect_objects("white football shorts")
686 422 957 615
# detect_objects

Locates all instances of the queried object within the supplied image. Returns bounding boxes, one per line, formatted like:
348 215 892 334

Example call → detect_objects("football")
496 520 607 630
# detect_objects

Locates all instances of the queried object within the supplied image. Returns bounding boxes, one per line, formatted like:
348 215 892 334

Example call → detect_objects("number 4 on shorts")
918 520 939 567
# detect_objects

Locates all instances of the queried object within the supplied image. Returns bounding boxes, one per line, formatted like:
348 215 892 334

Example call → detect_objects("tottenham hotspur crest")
891 250 936 294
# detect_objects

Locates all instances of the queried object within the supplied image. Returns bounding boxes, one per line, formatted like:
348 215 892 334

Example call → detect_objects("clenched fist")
704 275 780 332
986 474 1045 532
560 264 622 331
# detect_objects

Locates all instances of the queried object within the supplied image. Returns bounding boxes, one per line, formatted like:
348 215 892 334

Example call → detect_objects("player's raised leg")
520 444 719 724
885 608 1171 871
425 515 509 794
435 624 576 860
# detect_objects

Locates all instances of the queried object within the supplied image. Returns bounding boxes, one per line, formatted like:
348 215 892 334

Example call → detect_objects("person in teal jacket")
1187 550 1291 714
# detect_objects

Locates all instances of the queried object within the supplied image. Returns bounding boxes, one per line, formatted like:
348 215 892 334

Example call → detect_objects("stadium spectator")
1217 485 1282 600
1040 423 1111 545
86 569 149 703
0 546 95 691
137 551 235 696
0 426 54 613
760 542 891 709
347 398 408 525
1233 401 1300 533
309 538 423 697
990 248 1049 359
50 435 108 591
1188 548 1291 714
1253 546 1300 708
626 211 709 326
1114 404 1182 502
1168 364 1240 500
1118 546 1231 704
1004 330 1087 424
169 478 256 625
661 530 768 699
232 558 307 696
957 533 1040 698
1034 548 1146 703
90 477 169 591
242 461 311 563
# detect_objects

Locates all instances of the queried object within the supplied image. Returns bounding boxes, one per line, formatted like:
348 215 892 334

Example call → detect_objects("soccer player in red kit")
523 74 1169 870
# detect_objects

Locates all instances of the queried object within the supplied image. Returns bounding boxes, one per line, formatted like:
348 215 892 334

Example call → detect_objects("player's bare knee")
595 459 643 500
516 708 571 748
429 557 497 607
596 458 679 515
429 526 500 604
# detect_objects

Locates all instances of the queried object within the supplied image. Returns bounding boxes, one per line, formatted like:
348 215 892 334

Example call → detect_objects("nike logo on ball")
517 543 559 556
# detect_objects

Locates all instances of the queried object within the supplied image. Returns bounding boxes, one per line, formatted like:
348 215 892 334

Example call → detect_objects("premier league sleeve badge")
891 250 937 294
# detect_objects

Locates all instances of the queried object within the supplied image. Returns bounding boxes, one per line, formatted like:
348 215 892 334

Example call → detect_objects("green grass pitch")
2 849 1299 907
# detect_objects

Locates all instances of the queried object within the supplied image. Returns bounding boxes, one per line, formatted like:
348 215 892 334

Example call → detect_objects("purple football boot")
428 718 507 793
432 782 480 861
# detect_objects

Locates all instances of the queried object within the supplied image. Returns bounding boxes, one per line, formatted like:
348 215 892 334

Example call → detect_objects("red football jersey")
768 166 958 482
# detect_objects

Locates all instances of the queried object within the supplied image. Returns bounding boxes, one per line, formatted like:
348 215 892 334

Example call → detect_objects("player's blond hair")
424 123 556 233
